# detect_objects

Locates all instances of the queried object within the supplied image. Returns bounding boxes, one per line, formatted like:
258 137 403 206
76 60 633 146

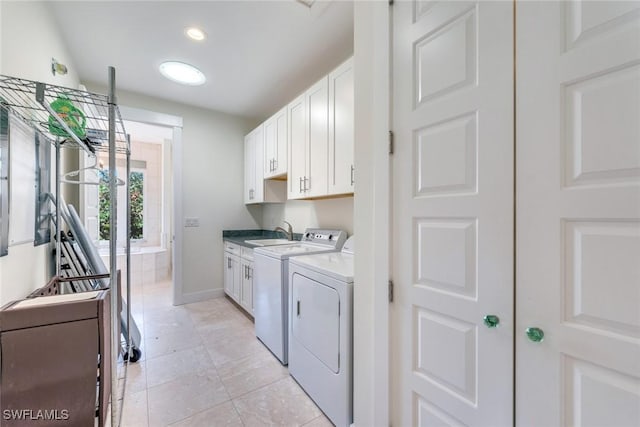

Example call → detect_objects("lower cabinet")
239 247 254 315
223 251 241 302
223 242 254 317
240 258 253 315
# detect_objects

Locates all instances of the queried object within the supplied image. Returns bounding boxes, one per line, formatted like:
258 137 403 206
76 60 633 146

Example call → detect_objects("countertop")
222 229 302 248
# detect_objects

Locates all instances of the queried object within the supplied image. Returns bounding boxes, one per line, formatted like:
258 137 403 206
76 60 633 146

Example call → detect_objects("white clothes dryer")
287 236 354 427
253 229 347 365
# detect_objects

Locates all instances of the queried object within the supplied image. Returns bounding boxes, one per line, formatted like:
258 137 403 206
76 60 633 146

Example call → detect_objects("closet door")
516 2 640 425
391 1 514 425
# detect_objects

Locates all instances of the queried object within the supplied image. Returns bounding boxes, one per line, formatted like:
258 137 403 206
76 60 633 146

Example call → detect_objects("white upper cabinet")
245 124 285 204
288 93 307 200
287 76 330 199
244 131 256 204
305 76 330 198
250 56 354 202
328 57 354 196
264 106 287 179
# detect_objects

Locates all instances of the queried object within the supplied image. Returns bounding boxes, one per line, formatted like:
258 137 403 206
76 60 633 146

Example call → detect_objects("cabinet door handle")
304 176 310 191
227 257 231 269
299 177 303 193
273 159 277 171
248 267 252 279
350 165 355 186
297 300 300 316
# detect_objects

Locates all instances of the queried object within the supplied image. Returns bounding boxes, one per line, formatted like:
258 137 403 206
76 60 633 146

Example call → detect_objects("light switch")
184 217 200 227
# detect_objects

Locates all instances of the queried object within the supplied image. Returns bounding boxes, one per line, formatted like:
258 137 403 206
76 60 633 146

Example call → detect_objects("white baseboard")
175 288 225 305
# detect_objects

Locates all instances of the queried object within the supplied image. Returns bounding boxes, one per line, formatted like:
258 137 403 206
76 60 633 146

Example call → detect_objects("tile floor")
117 279 332 426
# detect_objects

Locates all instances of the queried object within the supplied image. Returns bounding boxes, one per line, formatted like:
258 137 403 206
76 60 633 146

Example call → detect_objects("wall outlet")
184 217 200 227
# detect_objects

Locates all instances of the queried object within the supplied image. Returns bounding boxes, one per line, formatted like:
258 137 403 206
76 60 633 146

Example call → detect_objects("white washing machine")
253 229 347 365
287 236 354 427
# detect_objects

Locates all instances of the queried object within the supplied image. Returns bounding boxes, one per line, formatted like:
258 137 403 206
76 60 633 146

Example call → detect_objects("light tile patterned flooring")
119 279 332 426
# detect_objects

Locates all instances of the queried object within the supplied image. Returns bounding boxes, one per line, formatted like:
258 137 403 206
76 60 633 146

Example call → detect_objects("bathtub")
99 246 171 286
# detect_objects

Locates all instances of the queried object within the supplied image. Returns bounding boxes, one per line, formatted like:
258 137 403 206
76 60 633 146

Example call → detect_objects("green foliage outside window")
99 170 144 240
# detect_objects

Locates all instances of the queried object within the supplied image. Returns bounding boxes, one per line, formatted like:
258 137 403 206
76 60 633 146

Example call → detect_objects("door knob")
483 315 500 328
526 327 544 342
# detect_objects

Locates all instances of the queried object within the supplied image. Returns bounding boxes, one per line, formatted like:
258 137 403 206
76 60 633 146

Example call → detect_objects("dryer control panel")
301 229 348 249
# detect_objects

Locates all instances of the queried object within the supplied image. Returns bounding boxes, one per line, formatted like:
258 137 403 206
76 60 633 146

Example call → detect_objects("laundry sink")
244 239 294 246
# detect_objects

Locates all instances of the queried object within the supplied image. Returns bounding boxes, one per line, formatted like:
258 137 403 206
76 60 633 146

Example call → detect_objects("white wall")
262 197 354 236
353 2 390 426
0 1 80 305
84 83 260 302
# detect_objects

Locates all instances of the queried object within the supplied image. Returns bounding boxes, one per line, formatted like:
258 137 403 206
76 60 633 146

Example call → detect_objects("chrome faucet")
274 220 293 241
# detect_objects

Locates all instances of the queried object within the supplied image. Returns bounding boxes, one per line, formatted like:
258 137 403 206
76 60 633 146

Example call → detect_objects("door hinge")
389 280 394 303
389 131 394 154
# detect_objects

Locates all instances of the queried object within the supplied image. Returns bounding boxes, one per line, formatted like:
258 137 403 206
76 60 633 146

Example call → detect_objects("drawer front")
224 241 241 256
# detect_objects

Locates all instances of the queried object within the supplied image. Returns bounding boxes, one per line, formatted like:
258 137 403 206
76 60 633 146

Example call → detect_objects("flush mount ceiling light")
185 27 207 41
159 61 206 86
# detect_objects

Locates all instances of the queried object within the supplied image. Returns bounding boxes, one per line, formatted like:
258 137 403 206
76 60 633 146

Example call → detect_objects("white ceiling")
47 0 354 120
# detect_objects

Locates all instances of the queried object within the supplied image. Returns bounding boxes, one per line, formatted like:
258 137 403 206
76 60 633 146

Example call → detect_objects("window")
99 170 144 240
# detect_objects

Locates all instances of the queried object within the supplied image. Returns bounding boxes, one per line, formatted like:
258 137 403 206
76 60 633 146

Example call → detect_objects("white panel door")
305 77 329 198
288 94 306 200
516 2 640 425
391 1 514 425
328 57 354 196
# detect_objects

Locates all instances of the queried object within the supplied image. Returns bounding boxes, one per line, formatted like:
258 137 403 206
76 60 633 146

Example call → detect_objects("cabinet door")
264 114 277 179
305 76 329 198
253 124 265 202
274 106 288 177
240 259 254 315
243 133 254 204
230 253 241 302
264 108 287 179
288 93 307 200
328 57 354 196
223 253 233 296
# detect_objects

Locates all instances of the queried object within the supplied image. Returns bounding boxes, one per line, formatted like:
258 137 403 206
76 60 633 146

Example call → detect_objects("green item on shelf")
48 94 86 139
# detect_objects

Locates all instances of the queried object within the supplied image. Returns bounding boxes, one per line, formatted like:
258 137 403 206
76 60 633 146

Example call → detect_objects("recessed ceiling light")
159 61 206 86
185 27 207 41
